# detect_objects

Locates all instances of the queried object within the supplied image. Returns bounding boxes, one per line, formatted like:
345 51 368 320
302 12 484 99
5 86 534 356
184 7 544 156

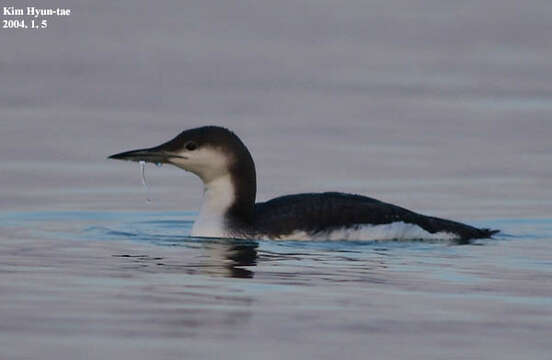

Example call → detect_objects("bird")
109 126 498 241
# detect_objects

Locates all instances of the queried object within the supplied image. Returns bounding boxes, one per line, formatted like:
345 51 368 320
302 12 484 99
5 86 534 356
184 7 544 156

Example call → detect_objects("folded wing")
254 192 498 241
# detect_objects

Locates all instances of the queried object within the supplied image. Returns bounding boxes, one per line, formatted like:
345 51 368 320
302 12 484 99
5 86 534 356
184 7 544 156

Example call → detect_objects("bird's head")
109 126 254 185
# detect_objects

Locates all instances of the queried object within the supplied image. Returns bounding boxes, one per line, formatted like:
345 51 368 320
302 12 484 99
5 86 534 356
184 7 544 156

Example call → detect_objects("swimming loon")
109 126 498 241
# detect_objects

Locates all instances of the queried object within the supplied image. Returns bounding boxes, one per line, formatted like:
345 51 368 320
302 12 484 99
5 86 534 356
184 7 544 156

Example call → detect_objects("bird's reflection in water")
113 237 258 278
114 235 476 280
199 238 258 278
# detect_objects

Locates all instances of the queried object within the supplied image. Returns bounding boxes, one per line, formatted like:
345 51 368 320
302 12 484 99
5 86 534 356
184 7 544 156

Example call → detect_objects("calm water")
1 211 551 359
2 0 552 358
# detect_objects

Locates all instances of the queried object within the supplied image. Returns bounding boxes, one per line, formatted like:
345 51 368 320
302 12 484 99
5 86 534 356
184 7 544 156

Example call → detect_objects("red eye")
185 141 198 151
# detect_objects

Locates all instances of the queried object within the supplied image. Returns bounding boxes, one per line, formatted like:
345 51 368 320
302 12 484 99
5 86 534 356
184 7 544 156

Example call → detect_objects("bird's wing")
253 192 497 240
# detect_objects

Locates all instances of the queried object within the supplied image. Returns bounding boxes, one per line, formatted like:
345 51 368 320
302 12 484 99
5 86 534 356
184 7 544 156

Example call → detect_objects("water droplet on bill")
139 161 152 203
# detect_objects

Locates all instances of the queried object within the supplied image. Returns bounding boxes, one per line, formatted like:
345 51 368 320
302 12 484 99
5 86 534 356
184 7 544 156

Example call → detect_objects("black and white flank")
109 126 499 241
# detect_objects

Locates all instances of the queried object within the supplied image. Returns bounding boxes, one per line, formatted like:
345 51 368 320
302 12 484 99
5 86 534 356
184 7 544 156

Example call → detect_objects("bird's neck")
191 139 257 237
191 169 256 237
191 175 235 237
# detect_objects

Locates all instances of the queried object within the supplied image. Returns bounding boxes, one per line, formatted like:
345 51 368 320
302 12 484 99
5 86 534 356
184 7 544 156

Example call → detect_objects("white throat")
191 174 236 237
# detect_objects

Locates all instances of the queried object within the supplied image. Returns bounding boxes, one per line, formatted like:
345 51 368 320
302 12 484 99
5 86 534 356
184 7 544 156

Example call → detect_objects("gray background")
2 3 552 360
2 0 551 219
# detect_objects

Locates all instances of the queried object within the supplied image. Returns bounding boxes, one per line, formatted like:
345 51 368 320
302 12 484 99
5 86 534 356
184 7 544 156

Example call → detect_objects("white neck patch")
191 174 235 237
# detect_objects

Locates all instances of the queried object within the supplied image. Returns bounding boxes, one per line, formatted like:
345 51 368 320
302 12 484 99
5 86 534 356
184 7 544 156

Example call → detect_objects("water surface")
1 211 551 359
2 0 552 359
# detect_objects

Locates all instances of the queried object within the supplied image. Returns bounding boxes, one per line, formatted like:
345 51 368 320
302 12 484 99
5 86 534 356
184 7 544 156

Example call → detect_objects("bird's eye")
185 141 198 151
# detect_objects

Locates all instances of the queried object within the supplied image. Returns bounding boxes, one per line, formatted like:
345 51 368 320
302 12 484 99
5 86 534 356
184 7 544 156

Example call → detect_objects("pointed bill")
108 146 186 164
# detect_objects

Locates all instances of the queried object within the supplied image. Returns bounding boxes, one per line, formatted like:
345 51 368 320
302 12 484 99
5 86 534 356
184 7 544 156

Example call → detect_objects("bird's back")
252 192 497 241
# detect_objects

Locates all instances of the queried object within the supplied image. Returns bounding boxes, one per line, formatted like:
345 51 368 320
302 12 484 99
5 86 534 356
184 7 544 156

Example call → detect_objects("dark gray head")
109 126 257 223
